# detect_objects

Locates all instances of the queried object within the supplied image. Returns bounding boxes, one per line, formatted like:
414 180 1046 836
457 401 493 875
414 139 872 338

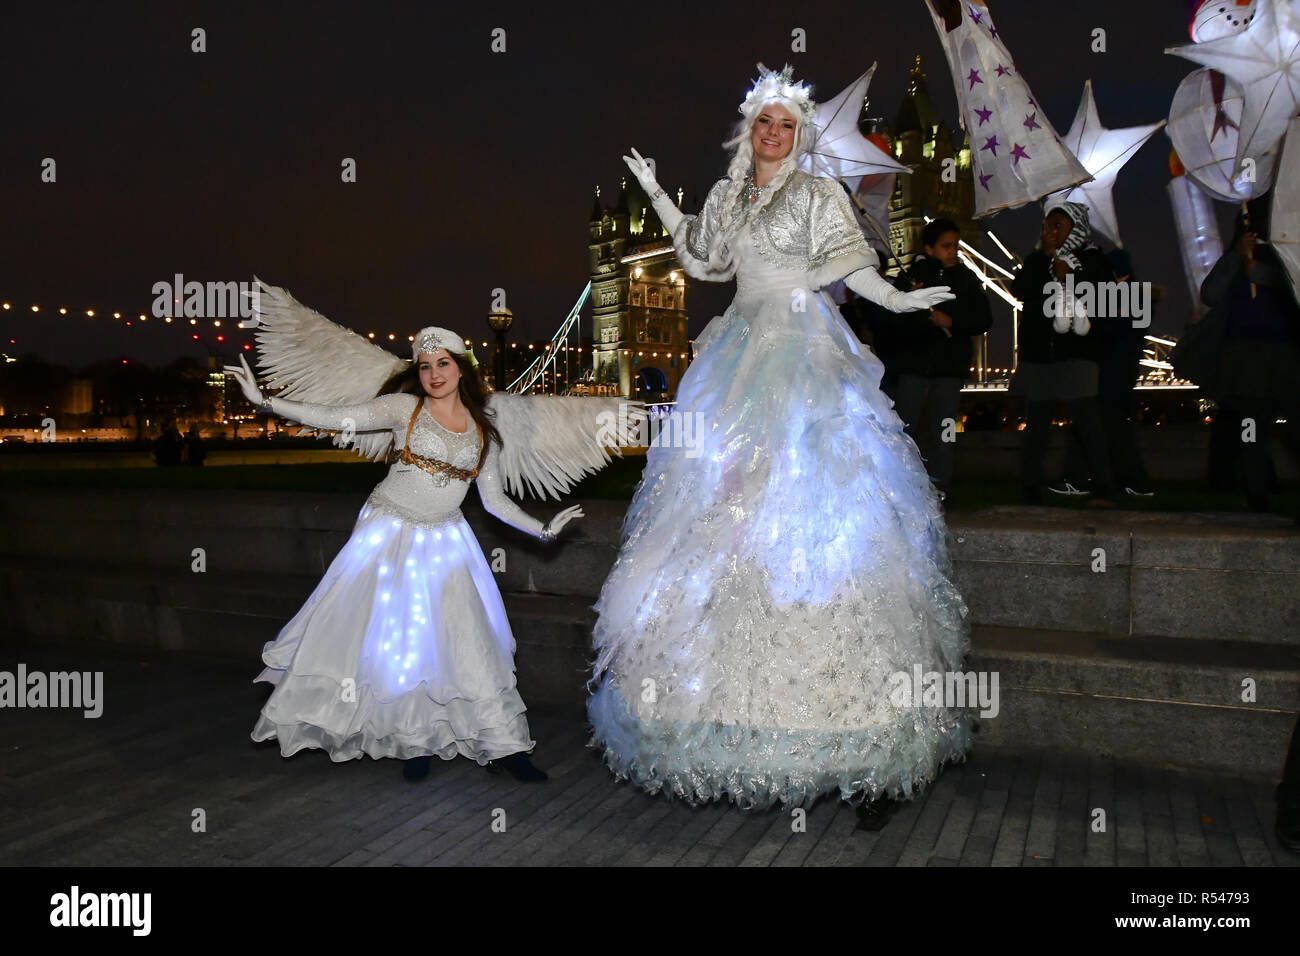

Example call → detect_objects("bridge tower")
587 178 692 401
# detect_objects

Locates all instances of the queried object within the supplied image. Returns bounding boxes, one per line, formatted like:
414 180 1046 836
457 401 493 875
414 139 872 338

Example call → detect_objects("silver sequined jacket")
671 168 879 289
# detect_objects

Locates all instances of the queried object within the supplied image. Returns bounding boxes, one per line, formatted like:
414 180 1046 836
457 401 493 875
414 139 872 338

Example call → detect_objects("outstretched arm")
624 149 733 281
845 267 954 313
224 353 411 432
266 394 412 432
802 178 953 311
477 438 584 541
624 147 685 236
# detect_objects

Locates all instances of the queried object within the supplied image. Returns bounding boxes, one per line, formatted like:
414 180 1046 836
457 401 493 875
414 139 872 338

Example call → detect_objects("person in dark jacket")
891 218 994 495
1061 248 1154 496
1200 194 1300 513
1009 201 1117 506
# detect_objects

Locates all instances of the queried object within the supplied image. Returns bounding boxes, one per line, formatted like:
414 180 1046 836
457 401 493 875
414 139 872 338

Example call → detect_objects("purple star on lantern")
979 172 994 190
981 135 999 156
995 64 1011 78
974 106 993 126
967 68 983 90
1023 112 1041 132
968 4 983 23
1010 142 1030 165
989 25 999 40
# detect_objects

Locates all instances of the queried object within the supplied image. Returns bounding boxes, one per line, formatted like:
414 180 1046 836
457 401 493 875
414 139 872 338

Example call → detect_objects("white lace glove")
623 147 683 236
223 354 271 410
844 267 954 313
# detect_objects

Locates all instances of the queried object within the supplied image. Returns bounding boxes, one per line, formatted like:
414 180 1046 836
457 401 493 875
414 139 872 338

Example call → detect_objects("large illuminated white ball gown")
588 170 973 808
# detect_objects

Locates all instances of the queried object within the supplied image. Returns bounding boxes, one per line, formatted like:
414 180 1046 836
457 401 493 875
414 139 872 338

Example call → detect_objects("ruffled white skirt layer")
251 495 533 763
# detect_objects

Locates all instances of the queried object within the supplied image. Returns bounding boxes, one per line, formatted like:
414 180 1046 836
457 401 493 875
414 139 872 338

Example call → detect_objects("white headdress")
739 63 817 125
412 326 478 368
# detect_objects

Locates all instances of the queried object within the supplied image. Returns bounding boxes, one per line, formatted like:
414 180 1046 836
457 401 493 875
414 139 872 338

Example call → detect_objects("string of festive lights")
0 302 664 353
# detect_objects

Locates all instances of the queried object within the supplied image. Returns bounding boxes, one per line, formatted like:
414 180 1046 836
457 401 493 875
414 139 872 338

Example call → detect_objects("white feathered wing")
485 392 648 500
250 277 647 490
250 277 409 461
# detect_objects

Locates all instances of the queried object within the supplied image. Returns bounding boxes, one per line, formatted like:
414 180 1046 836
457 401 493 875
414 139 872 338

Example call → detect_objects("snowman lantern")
1189 0 1258 42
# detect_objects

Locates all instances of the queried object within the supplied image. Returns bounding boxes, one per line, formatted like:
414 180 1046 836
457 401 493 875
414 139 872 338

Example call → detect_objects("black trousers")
1230 400 1300 504
1064 385 1151 491
1022 397 1115 498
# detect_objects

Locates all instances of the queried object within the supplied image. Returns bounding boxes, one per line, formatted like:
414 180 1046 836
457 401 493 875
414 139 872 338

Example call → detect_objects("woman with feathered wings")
227 279 645 782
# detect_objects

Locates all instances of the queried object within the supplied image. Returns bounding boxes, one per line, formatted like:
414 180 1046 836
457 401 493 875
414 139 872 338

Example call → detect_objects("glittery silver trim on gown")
587 171 973 809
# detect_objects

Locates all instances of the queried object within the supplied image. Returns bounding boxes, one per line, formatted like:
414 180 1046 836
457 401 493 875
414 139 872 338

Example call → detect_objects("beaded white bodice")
266 392 545 536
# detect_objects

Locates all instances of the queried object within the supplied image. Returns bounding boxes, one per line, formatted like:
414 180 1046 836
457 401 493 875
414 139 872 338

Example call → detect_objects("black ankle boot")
486 752 548 782
855 793 900 831
402 756 431 781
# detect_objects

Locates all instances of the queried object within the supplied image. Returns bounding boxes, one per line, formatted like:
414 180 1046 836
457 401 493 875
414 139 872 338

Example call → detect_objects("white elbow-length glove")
623 147 684 236
844 268 955 313
224 354 271 409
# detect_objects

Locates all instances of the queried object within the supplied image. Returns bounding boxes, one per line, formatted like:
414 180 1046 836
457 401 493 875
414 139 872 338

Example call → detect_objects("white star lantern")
796 64 910 294
1168 0 1300 178
798 63 908 189
924 0 1092 217
1054 80 1164 247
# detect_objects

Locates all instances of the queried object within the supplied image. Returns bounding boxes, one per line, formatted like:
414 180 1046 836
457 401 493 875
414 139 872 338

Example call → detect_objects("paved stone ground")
0 640 1295 867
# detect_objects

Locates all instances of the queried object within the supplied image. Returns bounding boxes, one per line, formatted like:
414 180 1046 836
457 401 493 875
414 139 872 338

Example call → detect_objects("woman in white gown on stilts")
228 283 642 781
587 65 973 823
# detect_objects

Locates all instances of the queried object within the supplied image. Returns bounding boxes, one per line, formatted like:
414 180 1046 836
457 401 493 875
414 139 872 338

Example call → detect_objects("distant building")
880 56 978 275
587 180 692 400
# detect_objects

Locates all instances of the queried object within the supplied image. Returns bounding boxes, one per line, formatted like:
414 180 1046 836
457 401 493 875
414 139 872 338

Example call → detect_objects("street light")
487 306 513 391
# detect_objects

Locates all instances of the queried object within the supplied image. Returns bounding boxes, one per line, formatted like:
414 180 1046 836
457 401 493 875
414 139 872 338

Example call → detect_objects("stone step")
967 625 1299 778
949 507 1300 644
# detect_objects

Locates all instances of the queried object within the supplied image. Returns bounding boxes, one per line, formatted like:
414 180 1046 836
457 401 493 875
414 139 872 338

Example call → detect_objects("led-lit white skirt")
588 273 972 809
251 493 534 763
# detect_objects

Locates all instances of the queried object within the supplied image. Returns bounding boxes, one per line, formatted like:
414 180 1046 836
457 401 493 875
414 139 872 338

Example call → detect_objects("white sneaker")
1047 480 1089 496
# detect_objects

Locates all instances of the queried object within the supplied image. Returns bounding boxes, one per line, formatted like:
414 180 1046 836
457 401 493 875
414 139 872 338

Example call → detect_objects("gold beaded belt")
391 397 482 483
397 446 479 481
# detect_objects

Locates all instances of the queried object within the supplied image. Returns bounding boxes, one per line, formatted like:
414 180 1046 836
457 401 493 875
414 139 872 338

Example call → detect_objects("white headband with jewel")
412 326 478 368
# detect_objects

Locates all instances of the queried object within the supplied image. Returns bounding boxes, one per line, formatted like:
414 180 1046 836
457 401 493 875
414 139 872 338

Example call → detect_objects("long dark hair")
378 352 502 473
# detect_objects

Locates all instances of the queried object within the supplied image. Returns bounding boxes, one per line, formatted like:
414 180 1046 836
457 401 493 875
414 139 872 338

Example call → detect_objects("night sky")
2 1 1214 370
